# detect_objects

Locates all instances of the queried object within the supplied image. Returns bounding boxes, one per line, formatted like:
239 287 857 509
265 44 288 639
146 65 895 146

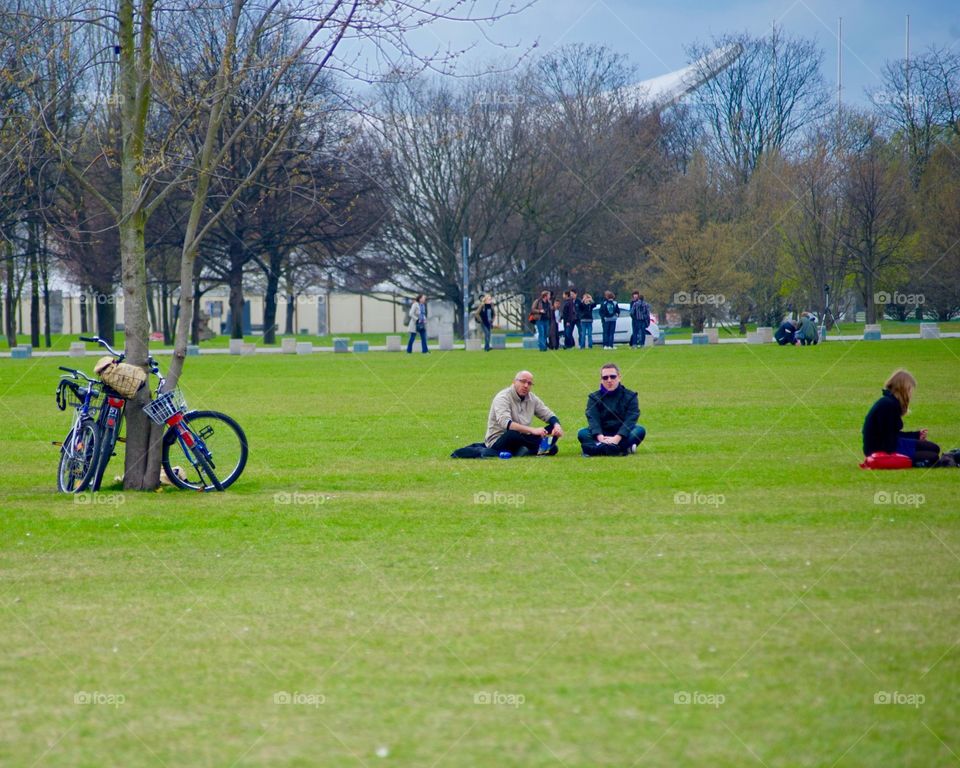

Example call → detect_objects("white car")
590 302 659 345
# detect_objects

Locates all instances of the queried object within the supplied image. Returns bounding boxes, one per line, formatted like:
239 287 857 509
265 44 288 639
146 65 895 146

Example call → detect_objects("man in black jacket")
577 363 647 456
561 289 579 349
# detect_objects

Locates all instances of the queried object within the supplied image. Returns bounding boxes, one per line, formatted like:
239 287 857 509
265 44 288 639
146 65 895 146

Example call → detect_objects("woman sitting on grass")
862 369 940 466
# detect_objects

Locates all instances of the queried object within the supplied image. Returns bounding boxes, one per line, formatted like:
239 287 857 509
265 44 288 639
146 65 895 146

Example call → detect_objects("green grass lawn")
1 340 958 767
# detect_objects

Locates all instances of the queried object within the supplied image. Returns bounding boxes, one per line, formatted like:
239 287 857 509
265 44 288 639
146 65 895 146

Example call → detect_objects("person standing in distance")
406 294 428 353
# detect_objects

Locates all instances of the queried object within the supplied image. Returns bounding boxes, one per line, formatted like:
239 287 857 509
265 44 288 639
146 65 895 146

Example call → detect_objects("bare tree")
841 115 913 324
874 47 960 187
688 26 830 184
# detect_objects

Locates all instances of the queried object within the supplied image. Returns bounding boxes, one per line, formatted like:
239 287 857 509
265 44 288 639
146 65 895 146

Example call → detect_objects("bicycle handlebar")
75 335 160 374
59 366 98 384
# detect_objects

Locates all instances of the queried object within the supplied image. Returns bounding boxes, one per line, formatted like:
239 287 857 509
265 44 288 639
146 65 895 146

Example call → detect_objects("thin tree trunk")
4 245 16 346
29 230 40 348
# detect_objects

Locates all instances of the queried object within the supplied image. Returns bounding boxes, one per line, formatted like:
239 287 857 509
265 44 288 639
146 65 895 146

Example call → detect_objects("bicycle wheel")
91 423 119 492
57 419 100 493
161 410 248 492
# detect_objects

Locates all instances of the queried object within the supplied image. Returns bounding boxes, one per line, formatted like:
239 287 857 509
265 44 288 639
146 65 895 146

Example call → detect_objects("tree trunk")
146 281 158 335
4 245 16 347
79 292 88 333
262 249 283 344
93 286 116 345
29 236 40 348
863 267 876 324
285 293 295 335
228 238 245 339
161 281 171 344
120 208 162 490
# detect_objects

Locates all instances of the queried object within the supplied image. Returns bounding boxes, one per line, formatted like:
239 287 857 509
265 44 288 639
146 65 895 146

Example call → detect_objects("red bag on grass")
859 452 913 469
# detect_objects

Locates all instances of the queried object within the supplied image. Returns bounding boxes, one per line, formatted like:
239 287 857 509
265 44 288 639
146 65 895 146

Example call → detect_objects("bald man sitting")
484 370 565 456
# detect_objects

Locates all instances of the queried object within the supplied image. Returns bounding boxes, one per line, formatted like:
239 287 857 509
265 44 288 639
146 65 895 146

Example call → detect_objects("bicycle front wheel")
58 419 100 493
162 410 248 491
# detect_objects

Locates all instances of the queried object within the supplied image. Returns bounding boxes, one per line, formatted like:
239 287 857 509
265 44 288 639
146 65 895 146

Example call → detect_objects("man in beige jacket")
484 370 564 456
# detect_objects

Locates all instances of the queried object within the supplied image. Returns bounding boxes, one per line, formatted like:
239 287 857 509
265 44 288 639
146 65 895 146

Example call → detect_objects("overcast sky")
404 0 960 106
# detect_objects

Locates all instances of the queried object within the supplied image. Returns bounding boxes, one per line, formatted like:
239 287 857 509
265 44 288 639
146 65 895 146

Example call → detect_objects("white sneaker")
629 444 637 454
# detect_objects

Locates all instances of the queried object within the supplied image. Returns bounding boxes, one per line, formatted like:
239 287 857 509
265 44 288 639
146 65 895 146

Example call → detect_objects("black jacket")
585 384 639 438
577 299 595 321
862 389 919 455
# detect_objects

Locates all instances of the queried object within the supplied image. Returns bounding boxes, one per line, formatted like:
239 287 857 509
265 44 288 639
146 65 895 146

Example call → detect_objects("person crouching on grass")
578 363 647 456
862 369 940 466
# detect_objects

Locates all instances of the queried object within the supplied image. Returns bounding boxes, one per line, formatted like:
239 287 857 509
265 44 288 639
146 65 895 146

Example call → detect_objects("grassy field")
2 317 958 351
1 340 958 767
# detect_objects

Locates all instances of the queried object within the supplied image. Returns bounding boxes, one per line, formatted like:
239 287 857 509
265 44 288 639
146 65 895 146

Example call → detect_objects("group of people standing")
531 289 652 351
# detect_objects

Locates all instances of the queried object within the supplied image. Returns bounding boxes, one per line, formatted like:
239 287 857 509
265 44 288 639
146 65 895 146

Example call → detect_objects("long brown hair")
884 369 916 415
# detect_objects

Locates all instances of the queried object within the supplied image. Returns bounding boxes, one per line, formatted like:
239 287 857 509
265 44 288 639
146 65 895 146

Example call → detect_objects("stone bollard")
69 341 86 358
704 327 719 344
281 337 297 354
438 333 454 351
863 324 882 341
333 337 349 353
385 335 402 352
691 333 710 345
653 332 666 346
11 345 31 359
522 336 539 349
756 326 773 344
229 339 244 355
491 334 507 350
186 345 201 356
353 341 369 353
920 324 941 339
296 342 313 354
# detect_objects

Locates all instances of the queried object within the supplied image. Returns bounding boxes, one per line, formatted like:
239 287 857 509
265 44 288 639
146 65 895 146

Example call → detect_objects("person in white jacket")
406 294 429 353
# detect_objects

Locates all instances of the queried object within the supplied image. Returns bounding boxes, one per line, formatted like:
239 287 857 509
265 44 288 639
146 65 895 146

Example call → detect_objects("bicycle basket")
143 390 186 425
94 356 147 398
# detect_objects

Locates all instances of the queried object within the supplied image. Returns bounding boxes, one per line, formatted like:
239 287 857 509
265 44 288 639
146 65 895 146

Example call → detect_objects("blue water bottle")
539 436 551 455
498 451 512 459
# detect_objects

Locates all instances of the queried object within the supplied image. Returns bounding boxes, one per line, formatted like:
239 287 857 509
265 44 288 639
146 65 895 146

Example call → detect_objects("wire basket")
143 389 186 425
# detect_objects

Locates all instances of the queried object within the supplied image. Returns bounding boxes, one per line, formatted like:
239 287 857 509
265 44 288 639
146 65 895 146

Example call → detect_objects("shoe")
629 444 637 454
581 451 591 458
547 443 558 456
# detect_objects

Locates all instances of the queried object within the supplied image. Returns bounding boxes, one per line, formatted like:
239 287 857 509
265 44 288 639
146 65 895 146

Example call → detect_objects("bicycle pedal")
198 425 214 440
51 441 63 447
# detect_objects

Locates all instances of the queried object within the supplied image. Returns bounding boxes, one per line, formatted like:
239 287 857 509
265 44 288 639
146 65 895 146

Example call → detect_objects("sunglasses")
601 374 618 381
516 379 534 386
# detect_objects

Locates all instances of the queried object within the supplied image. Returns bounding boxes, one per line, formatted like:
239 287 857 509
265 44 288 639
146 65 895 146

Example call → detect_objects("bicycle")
54 367 103 493
56 336 249 492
